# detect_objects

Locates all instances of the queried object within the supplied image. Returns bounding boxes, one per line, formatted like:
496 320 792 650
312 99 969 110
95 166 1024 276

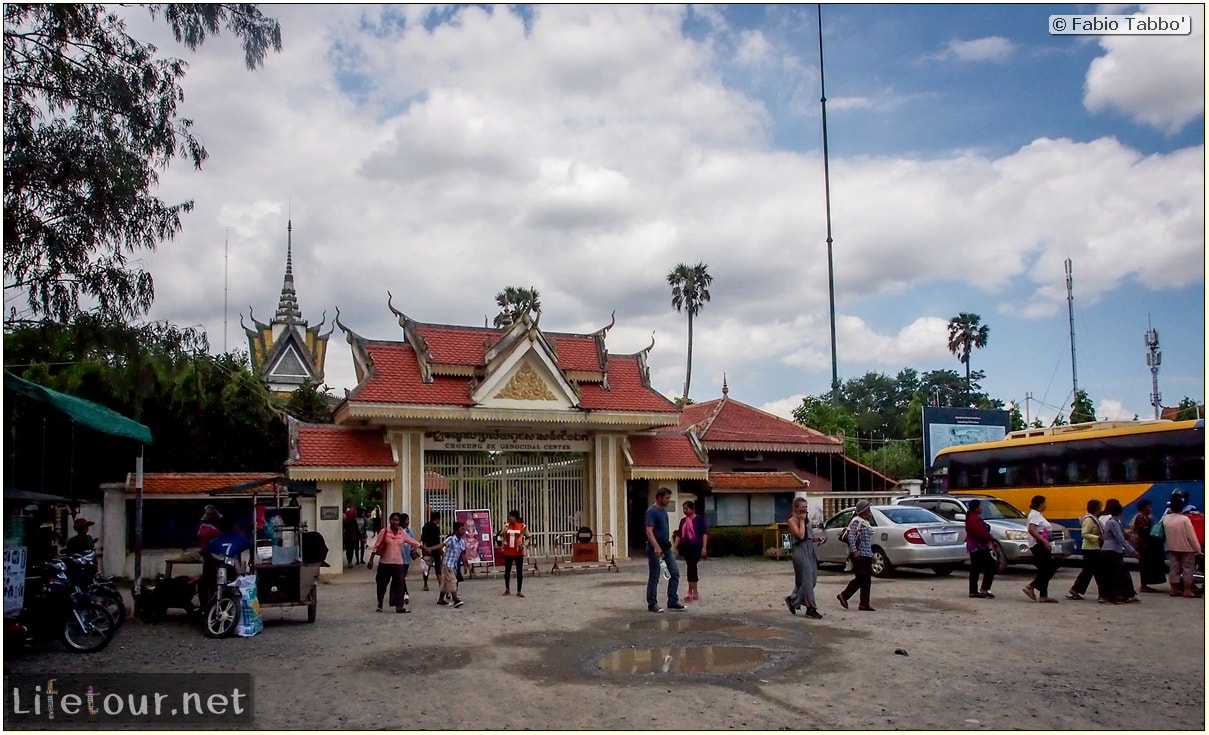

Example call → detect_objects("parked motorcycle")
5 559 117 653
203 553 244 638
62 551 127 628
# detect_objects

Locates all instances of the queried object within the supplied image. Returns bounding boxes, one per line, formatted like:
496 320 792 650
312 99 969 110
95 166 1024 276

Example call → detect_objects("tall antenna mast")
818 4 840 404
1145 317 1162 420
1065 258 1079 417
223 229 229 354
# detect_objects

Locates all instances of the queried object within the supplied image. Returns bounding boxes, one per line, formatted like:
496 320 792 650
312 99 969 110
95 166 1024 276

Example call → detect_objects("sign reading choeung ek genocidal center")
424 430 591 453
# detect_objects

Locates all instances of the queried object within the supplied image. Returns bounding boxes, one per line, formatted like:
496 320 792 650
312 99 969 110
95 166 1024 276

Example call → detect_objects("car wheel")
990 541 1009 574
871 547 894 578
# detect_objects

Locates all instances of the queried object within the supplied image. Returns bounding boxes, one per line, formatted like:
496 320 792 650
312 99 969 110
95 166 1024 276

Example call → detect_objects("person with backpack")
837 500 875 611
1067 499 1105 601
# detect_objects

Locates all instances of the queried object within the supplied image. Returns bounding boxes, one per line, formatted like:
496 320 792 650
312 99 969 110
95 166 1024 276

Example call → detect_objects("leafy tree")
863 440 922 481
1051 412 1068 427
1175 396 1203 420
1070 389 1097 424
492 286 541 327
285 380 334 424
792 395 859 455
1030 417 1045 429
946 312 990 404
1007 401 1026 432
4 316 287 497
3 4 282 322
666 262 712 402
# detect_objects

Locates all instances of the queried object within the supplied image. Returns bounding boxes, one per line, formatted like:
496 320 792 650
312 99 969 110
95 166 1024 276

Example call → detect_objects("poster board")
922 406 1011 470
4 546 28 615
454 509 495 566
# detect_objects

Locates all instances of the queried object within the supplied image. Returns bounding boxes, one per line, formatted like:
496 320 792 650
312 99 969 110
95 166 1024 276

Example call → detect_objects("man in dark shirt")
64 517 96 556
420 511 443 592
644 488 683 613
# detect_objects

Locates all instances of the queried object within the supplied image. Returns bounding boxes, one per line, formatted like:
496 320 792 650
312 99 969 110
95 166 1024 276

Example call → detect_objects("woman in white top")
1023 495 1059 603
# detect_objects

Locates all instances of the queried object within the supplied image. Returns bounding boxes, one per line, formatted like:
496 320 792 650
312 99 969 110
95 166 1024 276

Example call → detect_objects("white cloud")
1083 4 1205 134
761 394 808 421
97 6 1201 407
943 36 1016 62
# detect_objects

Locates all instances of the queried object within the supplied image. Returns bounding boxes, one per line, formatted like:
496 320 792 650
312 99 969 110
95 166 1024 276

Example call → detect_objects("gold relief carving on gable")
496 362 557 401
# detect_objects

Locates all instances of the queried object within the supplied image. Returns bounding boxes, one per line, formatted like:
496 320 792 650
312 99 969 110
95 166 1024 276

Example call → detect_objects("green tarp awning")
4 370 153 444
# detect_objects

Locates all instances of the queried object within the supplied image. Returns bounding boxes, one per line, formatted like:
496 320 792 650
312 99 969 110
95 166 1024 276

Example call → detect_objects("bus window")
1123 457 1141 482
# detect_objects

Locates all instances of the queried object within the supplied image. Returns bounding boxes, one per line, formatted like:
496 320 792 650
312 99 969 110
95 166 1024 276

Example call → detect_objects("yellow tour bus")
929 419 1205 544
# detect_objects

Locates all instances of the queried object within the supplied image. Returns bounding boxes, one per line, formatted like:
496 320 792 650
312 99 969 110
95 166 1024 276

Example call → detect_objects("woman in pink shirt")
1162 495 1203 598
367 512 425 613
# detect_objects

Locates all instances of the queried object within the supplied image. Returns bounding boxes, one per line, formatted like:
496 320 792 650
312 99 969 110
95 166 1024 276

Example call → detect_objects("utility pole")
1065 258 1079 413
1145 319 1162 420
1024 391 1033 426
817 4 840 404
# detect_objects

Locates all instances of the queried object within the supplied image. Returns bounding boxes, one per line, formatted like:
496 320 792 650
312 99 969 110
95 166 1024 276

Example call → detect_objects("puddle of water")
726 626 789 640
625 618 734 633
596 645 774 675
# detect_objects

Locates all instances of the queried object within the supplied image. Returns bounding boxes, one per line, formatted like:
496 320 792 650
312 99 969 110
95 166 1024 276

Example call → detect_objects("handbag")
1151 516 1166 540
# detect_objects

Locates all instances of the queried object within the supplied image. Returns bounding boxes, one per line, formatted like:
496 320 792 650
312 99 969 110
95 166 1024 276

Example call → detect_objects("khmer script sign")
424 430 590 453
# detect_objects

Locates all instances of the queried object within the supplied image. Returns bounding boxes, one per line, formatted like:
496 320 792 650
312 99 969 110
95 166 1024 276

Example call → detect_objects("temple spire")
274 219 305 324
722 373 728 397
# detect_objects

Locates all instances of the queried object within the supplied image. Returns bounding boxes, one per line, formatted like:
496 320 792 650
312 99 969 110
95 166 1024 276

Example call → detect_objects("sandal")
1065 591 1083 600
836 593 849 610
1022 586 1037 602
980 591 995 599
1038 597 1059 603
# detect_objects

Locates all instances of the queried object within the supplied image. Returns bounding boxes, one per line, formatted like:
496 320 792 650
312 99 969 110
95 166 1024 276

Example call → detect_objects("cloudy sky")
118 3 1203 425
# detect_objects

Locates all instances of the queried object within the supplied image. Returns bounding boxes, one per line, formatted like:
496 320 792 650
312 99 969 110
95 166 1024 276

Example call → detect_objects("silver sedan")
816 505 968 577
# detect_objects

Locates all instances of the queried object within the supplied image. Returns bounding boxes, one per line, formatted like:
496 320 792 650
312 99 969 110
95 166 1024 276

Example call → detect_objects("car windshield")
975 498 1027 520
878 507 946 525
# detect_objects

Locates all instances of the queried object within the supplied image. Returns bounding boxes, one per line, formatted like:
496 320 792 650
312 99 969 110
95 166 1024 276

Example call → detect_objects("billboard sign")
454 509 495 566
922 407 1011 470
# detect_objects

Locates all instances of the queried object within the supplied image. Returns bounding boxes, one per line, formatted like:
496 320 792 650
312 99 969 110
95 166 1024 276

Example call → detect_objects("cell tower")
1145 319 1161 420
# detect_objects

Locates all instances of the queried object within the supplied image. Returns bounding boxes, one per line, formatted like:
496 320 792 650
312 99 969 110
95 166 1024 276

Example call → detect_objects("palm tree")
493 286 541 328
667 262 712 402
946 312 989 405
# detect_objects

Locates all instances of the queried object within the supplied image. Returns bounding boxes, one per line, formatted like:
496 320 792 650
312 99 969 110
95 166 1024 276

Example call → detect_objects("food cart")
205 478 326 636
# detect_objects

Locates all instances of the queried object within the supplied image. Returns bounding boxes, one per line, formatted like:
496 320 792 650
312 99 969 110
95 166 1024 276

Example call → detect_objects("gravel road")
5 557 1204 730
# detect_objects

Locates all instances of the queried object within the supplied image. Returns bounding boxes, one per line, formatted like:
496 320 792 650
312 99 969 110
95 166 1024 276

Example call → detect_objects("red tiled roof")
681 397 839 446
628 433 706 468
290 425 394 467
413 324 604 372
348 339 676 414
124 472 279 495
709 471 810 491
424 470 448 491
348 342 475 405
578 355 680 413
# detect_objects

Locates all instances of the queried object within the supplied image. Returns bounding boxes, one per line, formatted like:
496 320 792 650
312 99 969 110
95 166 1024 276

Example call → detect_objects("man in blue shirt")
644 488 683 612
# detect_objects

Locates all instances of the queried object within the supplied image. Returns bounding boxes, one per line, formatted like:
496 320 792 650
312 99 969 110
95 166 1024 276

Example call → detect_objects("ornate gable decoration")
472 315 579 410
496 363 557 400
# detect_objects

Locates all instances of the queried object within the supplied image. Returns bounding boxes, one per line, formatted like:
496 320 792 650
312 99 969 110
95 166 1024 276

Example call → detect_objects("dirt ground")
5 556 1205 730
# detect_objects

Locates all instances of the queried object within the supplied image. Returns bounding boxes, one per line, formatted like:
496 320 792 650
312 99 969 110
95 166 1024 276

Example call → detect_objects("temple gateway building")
284 299 695 570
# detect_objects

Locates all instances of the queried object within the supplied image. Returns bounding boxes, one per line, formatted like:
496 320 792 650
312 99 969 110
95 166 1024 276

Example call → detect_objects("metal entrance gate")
424 451 586 556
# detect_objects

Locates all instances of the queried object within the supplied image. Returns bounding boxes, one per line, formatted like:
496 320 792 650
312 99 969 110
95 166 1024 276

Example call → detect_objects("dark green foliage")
3 4 281 321
946 312 990 403
667 262 712 401
4 316 288 498
285 380 334 424
1070 389 1097 424
704 526 766 557
493 286 541 328
1175 397 1203 420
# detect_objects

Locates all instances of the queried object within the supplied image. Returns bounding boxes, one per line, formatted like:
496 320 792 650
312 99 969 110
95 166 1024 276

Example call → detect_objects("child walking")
440 521 467 608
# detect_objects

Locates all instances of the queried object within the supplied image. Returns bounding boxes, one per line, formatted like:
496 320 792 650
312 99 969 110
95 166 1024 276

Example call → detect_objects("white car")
816 505 967 577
